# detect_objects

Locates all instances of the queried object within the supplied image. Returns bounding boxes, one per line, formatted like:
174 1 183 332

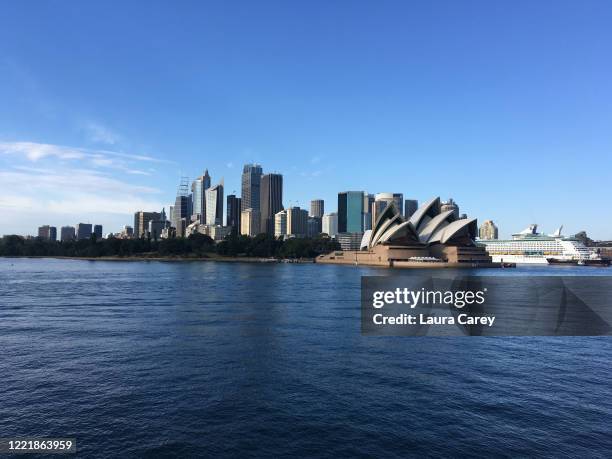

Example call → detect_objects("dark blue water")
1 258 611 457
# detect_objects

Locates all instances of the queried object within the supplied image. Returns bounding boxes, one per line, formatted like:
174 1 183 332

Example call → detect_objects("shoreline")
0 255 315 263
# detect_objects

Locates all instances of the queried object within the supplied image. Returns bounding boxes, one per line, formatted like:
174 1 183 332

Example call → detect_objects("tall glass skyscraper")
241 164 263 212
192 169 211 224
205 182 224 226
338 191 364 233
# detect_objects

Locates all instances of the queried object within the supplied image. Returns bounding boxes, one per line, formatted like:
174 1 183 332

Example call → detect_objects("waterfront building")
260 173 283 235
274 210 287 238
404 199 418 219
318 197 493 267
227 195 242 234
60 226 75 241
134 211 161 238
241 208 261 237
322 213 338 237
38 225 57 241
76 223 93 240
440 198 459 219
310 199 324 218
336 232 364 251
479 220 499 240
286 207 308 237
192 169 211 223
338 191 365 233
93 225 103 240
241 163 263 212
205 181 224 226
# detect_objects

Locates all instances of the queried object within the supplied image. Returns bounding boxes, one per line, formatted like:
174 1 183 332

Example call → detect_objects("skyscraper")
173 178 192 237
191 169 211 223
286 207 308 237
274 210 287 238
338 191 365 233
60 226 75 242
37 225 57 241
227 195 242 234
404 199 418 219
322 213 338 237
134 211 161 238
93 225 103 240
205 181 224 226
76 223 93 240
479 220 499 240
310 199 324 218
393 193 404 217
372 193 394 227
241 163 263 212
363 194 374 231
260 173 283 235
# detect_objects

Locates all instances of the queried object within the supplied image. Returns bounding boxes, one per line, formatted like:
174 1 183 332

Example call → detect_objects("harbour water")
1 258 611 457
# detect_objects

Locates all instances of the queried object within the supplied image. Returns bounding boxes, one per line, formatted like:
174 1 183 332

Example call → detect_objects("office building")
310 199 324 218
479 220 499 240
241 208 261 237
227 195 242 234
37 225 57 241
404 199 418 219
440 198 459 219
122 226 134 238
372 193 394 227
274 210 287 238
363 194 374 231
60 226 75 242
93 225 103 239
134 211 161 238
260 173 283 235
241 163 263 212
338 191 365 233
205 181 224 226
322 213 338 237
393 193 404 217
307 217 321 237
173 178 192 237
76 223 93 240
286 207 308 237
191 169 211 223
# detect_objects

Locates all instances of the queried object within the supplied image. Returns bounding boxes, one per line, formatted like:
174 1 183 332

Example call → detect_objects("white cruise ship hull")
490 255 549 264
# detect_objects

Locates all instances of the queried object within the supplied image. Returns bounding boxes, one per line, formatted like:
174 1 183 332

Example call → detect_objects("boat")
578 253 611 267
477 224 594 265
546 258 578 265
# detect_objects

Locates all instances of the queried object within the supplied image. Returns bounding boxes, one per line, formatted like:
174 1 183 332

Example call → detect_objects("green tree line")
0 233 341 259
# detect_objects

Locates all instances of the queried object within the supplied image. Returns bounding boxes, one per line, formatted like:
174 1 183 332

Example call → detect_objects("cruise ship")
477 224 592 264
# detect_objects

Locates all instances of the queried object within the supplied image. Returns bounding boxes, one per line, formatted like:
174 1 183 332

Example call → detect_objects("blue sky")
1 1 611 238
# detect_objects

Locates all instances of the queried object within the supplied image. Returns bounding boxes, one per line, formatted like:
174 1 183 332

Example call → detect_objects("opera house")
317 197 499 268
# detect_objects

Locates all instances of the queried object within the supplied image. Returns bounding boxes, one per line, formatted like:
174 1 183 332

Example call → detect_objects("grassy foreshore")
3 254 314 263
0 233 338 261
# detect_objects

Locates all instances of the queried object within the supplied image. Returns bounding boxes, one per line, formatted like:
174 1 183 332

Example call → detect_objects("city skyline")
2 2 612 239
